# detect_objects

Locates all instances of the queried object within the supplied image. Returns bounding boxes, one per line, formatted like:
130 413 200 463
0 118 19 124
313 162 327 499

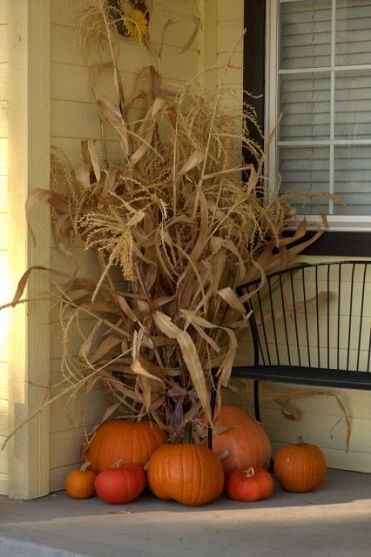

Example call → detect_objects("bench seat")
227 261 371 422
232 365 371 390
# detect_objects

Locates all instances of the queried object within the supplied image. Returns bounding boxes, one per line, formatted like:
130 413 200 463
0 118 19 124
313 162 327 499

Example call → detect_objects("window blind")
278 0 371 218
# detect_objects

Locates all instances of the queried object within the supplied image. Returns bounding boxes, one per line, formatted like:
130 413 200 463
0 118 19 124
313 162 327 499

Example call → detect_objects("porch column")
7 0 51 499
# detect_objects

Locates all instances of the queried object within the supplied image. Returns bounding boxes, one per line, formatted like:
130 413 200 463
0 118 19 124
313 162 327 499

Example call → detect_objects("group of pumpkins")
65 405 327 506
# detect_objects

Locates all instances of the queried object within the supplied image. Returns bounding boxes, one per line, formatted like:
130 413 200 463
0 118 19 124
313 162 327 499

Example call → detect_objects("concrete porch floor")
0 469 370 557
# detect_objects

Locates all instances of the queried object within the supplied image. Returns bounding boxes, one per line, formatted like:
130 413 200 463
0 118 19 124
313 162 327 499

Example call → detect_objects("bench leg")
208 384 217 450
254 380 261 421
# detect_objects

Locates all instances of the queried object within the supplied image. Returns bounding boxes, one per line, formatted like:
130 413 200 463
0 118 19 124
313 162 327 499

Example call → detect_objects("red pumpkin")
85 420 167 473
225 467 274 502
212 405 271 474
65 465 96 499
94 465 146 504
274 436 326 493
147 443 224 506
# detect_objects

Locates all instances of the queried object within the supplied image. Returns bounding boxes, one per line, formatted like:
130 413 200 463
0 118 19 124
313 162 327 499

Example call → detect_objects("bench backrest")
238 261 371 374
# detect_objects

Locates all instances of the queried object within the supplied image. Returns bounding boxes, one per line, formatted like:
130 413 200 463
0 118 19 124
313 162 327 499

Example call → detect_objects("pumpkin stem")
297 436 306 446
244 467 255 479
111 459 124 469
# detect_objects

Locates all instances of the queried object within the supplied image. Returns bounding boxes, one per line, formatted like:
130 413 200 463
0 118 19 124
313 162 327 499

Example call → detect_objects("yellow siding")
0 0 8 495
49 0 201 492
217 0 243 92
216 0 244 168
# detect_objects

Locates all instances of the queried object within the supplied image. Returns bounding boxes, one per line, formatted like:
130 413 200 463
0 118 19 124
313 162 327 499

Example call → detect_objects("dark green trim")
243 0 266 163
284 231 371 257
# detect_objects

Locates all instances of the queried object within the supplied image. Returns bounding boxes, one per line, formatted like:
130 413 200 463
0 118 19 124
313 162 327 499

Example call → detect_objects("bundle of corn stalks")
8 0 326 443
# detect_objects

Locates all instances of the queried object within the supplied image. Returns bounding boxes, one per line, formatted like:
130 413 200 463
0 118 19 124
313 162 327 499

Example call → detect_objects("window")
265 0 371 233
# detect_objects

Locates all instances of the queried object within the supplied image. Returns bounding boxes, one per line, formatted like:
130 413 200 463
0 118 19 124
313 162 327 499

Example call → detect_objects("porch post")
7 0 51 499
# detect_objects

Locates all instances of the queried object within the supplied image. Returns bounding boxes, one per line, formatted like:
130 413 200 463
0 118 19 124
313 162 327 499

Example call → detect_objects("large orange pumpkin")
274 436 326 492
212 405 271 474
85 420 167 473
147 443 224 506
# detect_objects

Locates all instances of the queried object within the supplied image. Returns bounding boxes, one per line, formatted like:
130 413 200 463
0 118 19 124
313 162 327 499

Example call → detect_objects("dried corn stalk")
44 73 324 437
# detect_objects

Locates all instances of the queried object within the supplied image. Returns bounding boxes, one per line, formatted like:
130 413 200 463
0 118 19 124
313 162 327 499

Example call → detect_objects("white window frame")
265 0 371 232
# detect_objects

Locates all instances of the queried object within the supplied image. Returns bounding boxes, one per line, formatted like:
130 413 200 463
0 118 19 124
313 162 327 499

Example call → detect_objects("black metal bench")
232 260 371 422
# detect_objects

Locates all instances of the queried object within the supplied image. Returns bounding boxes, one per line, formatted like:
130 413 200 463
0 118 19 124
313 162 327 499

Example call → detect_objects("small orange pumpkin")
212 405 271 474
274 436 326 493
94 465 146 504
225 467 274 502
85 420 168 473
147 443 224 506
65 463 96 499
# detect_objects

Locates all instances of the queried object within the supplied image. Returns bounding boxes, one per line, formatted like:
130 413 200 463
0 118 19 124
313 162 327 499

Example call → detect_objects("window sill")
286 215 371 233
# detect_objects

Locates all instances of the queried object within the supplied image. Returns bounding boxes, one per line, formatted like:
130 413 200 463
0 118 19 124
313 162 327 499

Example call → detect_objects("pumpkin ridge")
180 445 185 505
140 423 147 465
114 422 122 467
193 445 202 506
166 446 173 499
116 421 124 466
301 456 306 492
129 422 135 465
161 445 171 501
135 423 141 464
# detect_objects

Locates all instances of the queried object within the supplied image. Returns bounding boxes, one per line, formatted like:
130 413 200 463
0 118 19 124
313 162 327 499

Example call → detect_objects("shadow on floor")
0 469 370 525
0 470 371 557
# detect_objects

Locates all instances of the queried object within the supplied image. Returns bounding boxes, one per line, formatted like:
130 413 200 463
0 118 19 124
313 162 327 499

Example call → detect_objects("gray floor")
0 469 370 557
